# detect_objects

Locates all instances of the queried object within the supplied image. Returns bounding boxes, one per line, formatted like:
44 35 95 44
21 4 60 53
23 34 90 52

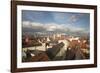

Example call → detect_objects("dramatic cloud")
22 21 89 36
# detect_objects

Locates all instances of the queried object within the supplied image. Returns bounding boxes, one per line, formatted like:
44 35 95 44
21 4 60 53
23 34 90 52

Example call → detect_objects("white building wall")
22 43 46 52
54 47 66 60
58 40 69 50
53 40 70 60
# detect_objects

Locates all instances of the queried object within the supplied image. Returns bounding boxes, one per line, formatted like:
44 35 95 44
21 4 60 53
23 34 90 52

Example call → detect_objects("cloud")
22 21 65 32
22 21 89 35
69 15 77 22
52 13 67 21
67 13 86 23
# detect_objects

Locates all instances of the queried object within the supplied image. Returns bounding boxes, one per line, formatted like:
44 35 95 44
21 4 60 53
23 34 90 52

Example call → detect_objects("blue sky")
22 10 90 34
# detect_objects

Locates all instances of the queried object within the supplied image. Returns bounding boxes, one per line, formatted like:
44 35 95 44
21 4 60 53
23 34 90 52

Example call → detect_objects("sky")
22 10 90 36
